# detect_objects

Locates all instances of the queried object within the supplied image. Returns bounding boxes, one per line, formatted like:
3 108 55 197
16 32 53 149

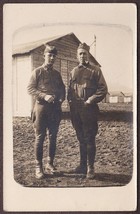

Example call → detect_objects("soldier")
27 45 65 179
68 43 107 179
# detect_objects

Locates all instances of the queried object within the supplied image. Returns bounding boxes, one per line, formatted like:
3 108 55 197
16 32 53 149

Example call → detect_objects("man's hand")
44 95 55 103
85 99 91 104
84 99 91 106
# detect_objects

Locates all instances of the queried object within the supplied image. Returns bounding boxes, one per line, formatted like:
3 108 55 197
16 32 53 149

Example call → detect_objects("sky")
4 3 137 93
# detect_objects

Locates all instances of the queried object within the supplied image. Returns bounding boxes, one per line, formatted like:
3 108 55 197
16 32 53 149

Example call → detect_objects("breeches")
70 102 99 144
70 102 99 166
32 102 62 161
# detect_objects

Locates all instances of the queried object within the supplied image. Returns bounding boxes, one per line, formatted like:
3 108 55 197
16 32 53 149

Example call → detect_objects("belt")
36 100 60 105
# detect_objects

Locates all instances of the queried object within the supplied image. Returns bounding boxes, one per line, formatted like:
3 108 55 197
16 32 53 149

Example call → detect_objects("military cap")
44 45 57 55
77 43 90 52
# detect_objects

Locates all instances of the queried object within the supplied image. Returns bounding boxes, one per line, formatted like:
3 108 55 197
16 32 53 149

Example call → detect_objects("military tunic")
68 62 107 168
27 64 65 163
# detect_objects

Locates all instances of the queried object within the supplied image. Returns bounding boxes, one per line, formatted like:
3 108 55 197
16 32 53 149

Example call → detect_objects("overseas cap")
77 43 90 52
44 45 57 55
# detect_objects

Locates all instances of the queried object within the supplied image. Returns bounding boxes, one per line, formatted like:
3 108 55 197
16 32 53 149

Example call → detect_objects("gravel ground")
13 103 133 187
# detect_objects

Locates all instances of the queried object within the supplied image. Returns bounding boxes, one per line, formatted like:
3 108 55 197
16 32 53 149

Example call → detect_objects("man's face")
77 48 89 64
44 52 56 66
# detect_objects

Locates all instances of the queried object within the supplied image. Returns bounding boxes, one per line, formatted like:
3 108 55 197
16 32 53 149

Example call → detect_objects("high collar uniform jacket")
68 62 107 104
27 64 65 103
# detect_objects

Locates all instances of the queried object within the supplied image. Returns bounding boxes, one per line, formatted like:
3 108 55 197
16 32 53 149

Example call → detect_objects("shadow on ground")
35 171 132 187
94 172 132 185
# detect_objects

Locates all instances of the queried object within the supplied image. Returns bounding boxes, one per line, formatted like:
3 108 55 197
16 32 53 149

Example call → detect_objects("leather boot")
86 144 96 179
46 156 57 174
75 144 87 174
87 165 95 179
35 160 44 179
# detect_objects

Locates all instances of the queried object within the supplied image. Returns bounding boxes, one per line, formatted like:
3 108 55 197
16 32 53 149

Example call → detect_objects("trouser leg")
33 103 46 166
33 103 47 178
83 123 97 167
81 105 98 178
83 130 97 179
34 131 46 163
34 128 46 179
79 143 87 168
47 107 61 170
48 133 57 164
70 106 87 172
46 132 57 174
87 137 96 167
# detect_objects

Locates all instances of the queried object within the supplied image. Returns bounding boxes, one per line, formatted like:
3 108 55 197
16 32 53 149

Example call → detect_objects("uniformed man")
68 43 107 179
27 45 65 179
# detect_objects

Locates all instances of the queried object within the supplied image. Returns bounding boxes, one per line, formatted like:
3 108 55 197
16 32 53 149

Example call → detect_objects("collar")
78 61 90 68
42 63 53 71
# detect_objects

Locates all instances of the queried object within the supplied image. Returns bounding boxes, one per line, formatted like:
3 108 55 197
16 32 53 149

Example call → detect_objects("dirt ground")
13 103 133 187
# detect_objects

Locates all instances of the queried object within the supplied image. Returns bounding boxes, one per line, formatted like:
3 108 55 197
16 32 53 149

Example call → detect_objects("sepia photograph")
3 3 137 212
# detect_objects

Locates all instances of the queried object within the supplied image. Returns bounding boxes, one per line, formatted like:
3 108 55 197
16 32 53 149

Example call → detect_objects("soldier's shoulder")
89 63 102 75
33 66 44 73
71 66 79 73
31 66 44 78
89 63 101 71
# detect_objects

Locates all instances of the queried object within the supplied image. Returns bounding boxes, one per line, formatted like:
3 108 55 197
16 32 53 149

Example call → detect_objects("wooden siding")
32 48 44 70
61 59 68 109
59 57 78 110
53 57 61 71
48 35 78 59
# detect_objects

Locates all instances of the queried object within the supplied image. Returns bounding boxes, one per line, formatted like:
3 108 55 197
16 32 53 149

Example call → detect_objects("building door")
13 55 31 116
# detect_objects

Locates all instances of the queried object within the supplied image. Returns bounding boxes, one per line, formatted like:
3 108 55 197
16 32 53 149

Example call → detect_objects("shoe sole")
86 174 95 179
46 168 56 175
35 174 44 179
